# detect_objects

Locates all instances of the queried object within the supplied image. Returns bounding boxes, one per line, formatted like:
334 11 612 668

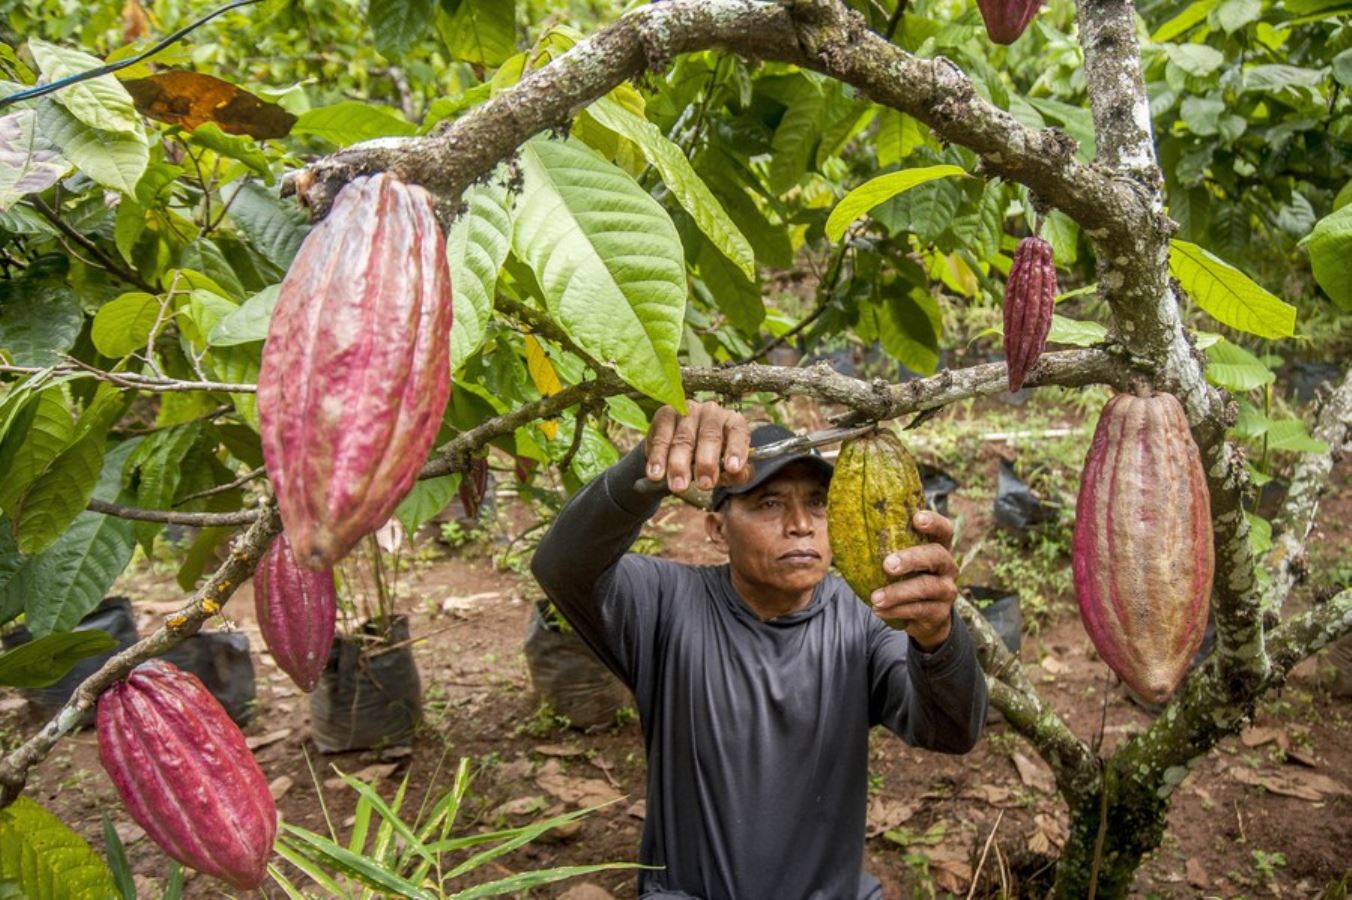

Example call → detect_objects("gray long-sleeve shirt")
531 446 987 900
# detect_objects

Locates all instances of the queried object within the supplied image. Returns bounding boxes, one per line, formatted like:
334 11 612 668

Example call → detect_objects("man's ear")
705 509 728 552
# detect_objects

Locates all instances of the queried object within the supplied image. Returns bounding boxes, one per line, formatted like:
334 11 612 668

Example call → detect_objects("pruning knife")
632 422 878 496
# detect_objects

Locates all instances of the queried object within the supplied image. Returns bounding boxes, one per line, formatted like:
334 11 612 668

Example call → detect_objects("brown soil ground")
3 452 1348 900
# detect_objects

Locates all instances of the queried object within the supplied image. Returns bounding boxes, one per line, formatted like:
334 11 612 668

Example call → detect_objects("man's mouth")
779 549 821 561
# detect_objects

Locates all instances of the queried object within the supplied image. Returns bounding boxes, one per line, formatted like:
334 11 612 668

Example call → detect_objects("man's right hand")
645 401 755 495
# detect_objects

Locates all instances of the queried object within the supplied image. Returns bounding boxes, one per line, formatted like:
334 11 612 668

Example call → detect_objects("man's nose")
784 503 814 535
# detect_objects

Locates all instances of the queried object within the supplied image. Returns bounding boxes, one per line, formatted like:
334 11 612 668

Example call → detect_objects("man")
531 400 987 900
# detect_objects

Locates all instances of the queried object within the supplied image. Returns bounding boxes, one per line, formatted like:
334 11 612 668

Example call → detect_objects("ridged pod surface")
97 660 276 889
1073 391 1214 704
259 173 453 569
1003 236 1056 392
976 0 1044 44
827 430 926 625
255 532 338 692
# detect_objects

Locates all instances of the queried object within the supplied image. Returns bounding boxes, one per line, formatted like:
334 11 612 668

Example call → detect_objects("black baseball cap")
710 423 835 510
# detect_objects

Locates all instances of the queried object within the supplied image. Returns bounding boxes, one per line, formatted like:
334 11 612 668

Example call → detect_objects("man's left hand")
868 511 959 650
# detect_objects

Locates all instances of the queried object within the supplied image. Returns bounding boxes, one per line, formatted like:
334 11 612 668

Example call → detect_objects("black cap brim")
710 434 834 510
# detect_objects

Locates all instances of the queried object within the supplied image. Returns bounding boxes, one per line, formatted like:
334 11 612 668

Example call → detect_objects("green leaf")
1204 339 1276 392
101 814 136 900
449 863 645 899
227 181 310 271
0 387 74 516
875 108 932 168
1242 64 1325 94
395 474 459 536
513 138 686 410
1165 44 1226 77
604 395 649 432
1246 512 1272 555
768 81 825 195
370 0 435 58
1023 97 1096 158
0 796 118 898
826 165 966 240
1048 315 1107 347
91 292 162 358
873 177 964 244
34 98 146 194
293 101 418 146
27 39 139 135
438 0 516 66
208 285 280 346
447 181 513 369
1152 0 1218 41
1215 0 1261 32
187 123 272 182
695 237 763 335
1169 240 1296 338
278 827 436 899
0 272 82 366
1304 204 1352 309
585 96 755 280
875 288 941 375
0 630 115 688
1264 418 1329 454
127 423 201 553
1333 48 1352 89
0 108 69 210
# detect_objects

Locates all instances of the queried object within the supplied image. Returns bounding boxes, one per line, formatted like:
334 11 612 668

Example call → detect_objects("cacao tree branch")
1267 367 1352 615
0 502 283 809
956 598 1099 803
0 364 256 394
85 498 260 526
285 0 1138 243
1266 588 1352 678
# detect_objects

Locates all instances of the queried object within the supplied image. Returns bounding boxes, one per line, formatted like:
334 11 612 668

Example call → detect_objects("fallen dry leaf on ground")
866 796 918 837
245 728 292 750
1185 856 1209 889
1230 766 1350 801
1012 751 1056 793
269 775 294 800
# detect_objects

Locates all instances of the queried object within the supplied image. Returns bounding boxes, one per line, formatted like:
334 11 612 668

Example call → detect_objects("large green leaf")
369 0 435 58
695 236 763 335
293 101 417 146
875 288 941 375
0 108 69 210
513 138 686 409
0 387 74 515
1204 339 1276 392
395 474 459 536
0 270 82 366
1047 315 1108 347
447 181 513 369
826 166 966 240
34 98 146 194
227 181 310 271
27 39 138 135
0 630 115 688
768 81 825 195
437 0 516 66
128 423 202 553
1303 204 1352 309
188 123 272 182
208 284 280 346
585 96 755 280
1264 418 1329 454
11 385 127 556
90 291 162 358
1169 240 1297 338
0 797 118 898
1151 0 1218 41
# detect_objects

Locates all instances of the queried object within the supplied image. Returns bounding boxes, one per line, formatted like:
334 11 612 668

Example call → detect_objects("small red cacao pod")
977 0 1044 44
458 456 489 522
259 173 453 569
1003 236 1056 392
254 532 338 692
97 660 277 889
1073 391 1214 705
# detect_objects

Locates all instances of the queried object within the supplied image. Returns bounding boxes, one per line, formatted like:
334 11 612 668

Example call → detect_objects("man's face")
705 461 833 597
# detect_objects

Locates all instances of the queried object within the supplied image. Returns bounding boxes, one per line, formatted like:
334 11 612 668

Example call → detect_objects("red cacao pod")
458 456 489 522
1073 391 1214 704
254 532 337 692
259 173 453 569
976 0 1044 44
97 660 277 889
1003 236 1056 392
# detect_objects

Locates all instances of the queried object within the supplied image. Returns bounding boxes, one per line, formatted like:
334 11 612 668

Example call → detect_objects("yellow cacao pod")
827 430 926 620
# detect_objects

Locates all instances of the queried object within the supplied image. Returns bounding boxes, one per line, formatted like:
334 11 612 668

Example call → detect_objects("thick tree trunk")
1053 765 1168 899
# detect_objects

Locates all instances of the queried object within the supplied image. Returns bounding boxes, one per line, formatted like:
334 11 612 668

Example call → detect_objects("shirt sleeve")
866 607 988 753
529 443 672 690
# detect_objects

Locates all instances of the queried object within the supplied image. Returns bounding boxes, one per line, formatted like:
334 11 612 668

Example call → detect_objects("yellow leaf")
525 335 562 440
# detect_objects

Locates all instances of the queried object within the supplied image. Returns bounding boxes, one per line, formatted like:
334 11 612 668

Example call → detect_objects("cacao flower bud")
977 0 1044 44
827 430 926 627
458 456 490 522
1073 390 1214 704
259 173 453 569
1003 235 1056 393
254 532 338 692
97 660 276 889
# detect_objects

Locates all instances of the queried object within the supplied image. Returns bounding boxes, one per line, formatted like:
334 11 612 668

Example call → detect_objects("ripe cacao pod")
977 0 1044 44
258 172 453 569
97 659 276 889
1073 390 1214 704
1003 236 1056 393
254 532 338 692
827 430 926 625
